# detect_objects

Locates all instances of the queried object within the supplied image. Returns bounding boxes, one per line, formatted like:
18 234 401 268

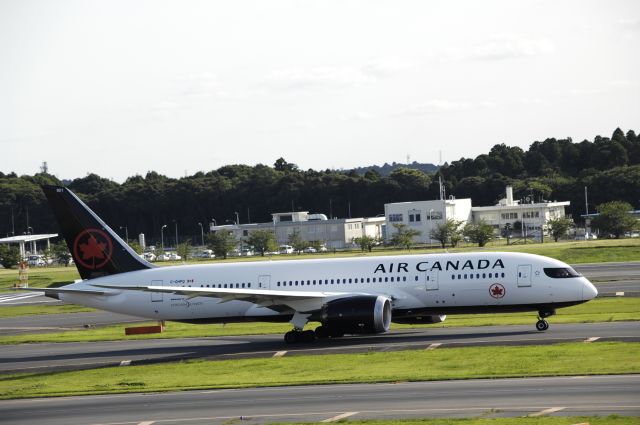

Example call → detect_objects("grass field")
1 297 637 345
0 341 637 399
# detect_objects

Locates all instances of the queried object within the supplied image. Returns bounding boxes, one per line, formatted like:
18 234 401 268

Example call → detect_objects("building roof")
471 201 569 212
0 234 59 244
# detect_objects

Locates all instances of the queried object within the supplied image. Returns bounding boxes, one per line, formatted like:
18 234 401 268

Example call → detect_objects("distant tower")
40 161 48 174
406 154 410 165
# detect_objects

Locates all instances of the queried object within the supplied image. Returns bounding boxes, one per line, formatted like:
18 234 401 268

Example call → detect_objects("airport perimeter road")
1 375 638 424
2 321 638 374
574 261 640 296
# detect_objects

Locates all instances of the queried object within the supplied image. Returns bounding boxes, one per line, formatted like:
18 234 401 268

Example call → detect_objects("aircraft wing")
93 284 350 312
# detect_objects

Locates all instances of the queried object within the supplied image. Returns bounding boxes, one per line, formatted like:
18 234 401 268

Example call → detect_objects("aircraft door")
517 265 532 287
425 272 439 290
258 275 271 289
151 280 163 302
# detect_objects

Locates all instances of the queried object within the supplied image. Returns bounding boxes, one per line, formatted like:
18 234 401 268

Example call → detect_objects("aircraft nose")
582 279 598 300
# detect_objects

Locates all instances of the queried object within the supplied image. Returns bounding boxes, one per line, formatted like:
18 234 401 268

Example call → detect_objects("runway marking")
426 343 442 350
120 360 132 366
529 407 565 416
616 292 625 296
137 422 155 425
0 292 42 304
584 337 600 343
321 411 358 422
273 351 287 358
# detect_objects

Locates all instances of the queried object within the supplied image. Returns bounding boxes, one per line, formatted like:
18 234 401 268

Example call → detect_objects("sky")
1 0 639 182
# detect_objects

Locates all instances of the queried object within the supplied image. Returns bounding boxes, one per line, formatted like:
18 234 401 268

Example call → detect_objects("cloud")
442 35 556 61
176 72 227 99
392 99 497 117
518 97 548 106
260 58 411 92
262 66 378 91
619 18 640 30
608 80 640 88
472 35 555 60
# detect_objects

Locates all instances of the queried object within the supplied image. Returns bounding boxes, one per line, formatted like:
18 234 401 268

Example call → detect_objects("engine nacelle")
321 295 392 334
393 315 447 325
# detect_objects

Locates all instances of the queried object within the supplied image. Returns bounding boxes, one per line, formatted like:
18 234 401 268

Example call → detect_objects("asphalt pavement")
2 321 638 374
1 375 638 424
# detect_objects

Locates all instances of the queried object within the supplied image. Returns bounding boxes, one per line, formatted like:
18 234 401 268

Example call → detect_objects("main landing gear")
535 309 555 332
284 329 316 343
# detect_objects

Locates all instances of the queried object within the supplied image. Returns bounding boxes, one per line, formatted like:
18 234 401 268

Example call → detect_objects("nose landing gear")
535 309 555 332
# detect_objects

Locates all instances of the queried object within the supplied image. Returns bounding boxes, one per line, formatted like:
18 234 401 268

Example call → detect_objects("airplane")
23 185 598 343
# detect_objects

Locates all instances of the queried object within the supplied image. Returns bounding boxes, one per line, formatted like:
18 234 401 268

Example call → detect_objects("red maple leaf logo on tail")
79 236 106 261
73 229 113 270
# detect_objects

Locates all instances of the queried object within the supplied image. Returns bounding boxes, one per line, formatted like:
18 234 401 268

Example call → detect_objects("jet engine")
320 295 391 335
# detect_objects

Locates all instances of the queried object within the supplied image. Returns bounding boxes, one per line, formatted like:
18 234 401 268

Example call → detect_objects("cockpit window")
544 268 581 278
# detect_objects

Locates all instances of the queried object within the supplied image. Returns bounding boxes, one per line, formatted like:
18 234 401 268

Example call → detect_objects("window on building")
389 213 403 222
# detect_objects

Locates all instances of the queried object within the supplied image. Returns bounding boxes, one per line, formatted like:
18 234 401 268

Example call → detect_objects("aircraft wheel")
301 330 316 342
284 330 298 343
314 325 329 339
535 319 549 331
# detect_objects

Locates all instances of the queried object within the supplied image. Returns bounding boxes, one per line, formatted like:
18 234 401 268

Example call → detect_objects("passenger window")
385 277 388 283
390 277 394 282
367 278 370 283
452 275 455 280
501 273 505 278
415 276 418 281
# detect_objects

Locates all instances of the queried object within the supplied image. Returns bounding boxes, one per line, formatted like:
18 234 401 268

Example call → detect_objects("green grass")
0 266 80 292
0 303 94 318
1 297 637 345
0 342 637 399
274 418 640 425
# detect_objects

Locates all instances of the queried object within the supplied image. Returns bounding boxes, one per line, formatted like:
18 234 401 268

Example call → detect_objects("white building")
471 186 570 239
384 198 472 244
384 186 571 244
210 211 385 250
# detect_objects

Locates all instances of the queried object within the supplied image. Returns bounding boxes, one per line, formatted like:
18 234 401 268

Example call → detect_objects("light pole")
198 222 204 247
173 220 178 248
27 226 33 235
120 226 128 243
161 224 167 252
235 212 240 225
211 218 217 227
428 209 434 246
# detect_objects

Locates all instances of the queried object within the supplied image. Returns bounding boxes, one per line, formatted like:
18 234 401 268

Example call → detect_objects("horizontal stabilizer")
13 287 117 298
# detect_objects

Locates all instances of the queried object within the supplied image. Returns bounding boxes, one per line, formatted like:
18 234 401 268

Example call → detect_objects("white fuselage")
60 252 597 322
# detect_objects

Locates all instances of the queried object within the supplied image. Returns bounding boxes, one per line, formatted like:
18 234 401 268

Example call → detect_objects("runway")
574 261 640 295
1 374 638 424
1 321 638 374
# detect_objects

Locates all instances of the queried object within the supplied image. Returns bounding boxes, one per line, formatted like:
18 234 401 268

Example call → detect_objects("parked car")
575 233 598 240
193 250 215 259
240 248 254 257
168 253 182 261
27 255 52 267
279 245 294 254
303 246 317 253
140 252 156 262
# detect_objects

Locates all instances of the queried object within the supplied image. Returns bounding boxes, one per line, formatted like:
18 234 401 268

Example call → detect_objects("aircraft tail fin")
42 185 154 280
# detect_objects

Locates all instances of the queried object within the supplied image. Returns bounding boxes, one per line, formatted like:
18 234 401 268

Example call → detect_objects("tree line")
1 128 638 248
